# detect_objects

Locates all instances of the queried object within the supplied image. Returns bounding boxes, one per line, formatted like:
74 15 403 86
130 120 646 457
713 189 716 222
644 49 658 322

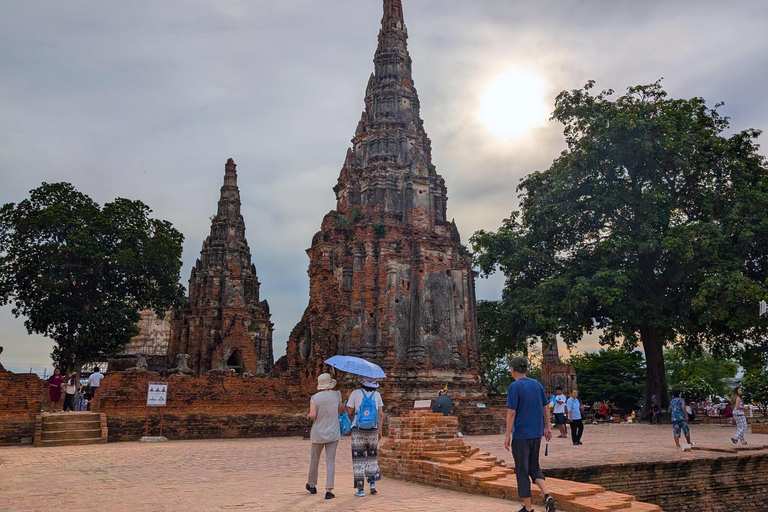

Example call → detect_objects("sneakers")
325 492 335 500
355 489 365 498
305 484 317 495
731 437 738 444
545 493 556 512
369 483 377 495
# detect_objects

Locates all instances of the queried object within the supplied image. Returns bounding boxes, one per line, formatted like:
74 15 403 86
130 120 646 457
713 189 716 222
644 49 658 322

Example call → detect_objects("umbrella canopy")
324 355 387 379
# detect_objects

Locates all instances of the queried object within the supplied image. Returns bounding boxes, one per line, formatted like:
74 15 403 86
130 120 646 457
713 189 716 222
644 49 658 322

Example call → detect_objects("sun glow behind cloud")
478 69 549 141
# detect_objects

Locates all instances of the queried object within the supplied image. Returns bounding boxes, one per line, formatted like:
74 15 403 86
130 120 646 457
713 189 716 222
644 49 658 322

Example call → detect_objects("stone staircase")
34 412 108 447
381 411 663 512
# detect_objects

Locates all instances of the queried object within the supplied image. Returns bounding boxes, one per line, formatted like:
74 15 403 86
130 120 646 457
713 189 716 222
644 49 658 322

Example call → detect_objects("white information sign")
147 382 168 407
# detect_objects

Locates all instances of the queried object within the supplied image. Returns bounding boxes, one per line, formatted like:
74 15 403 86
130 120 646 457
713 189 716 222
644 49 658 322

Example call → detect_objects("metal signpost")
143 382 168 441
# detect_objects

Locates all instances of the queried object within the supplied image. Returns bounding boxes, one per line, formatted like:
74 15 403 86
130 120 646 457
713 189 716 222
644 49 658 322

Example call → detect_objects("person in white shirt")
346 376 384 498
553 387 568 438
88 367 104 399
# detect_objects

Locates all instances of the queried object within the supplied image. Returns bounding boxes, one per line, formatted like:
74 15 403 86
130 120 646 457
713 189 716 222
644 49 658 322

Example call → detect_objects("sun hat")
358 376 379 388
317 373 337 391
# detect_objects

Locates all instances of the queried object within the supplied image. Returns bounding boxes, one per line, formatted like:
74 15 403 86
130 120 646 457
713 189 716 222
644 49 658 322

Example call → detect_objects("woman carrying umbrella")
346 376 384 498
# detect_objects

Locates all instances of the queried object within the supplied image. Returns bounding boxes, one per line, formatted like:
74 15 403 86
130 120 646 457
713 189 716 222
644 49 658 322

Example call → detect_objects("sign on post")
147 382 168 407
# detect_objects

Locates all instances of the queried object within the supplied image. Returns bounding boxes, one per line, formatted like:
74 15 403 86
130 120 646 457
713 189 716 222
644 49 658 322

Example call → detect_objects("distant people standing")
669 390 693 449
76 385 87 411
346 376 384 498
730 386 748 445
306 373 343 500
88 367 104 400
566 389 584 445
47 369 64 412
63 372 77 412
553 387 568 438
504 357 556 512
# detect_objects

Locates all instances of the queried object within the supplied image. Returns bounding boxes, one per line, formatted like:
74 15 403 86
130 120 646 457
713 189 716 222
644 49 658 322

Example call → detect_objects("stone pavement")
468 422 768 469
0 436 544 511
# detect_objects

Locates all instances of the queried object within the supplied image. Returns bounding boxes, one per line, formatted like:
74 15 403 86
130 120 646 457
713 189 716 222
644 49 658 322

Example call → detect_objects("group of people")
305 373 383 500
45 367 104 412
550 386 585 446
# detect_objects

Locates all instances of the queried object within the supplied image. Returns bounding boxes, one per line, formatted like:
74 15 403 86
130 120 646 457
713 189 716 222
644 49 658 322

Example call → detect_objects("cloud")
1 0 766 371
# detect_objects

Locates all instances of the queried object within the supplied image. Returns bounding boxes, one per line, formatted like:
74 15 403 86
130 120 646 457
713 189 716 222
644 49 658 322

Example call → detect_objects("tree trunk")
640 324 669 419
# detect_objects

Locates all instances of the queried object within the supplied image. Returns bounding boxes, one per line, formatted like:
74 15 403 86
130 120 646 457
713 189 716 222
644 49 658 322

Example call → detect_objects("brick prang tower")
284 0 483 402
168 158 274 376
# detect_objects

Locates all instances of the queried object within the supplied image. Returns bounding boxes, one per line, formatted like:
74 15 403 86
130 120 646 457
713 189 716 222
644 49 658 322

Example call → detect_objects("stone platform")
380 411 662 511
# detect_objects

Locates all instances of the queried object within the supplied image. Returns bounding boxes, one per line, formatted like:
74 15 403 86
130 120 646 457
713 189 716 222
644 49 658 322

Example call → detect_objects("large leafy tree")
664 347 738 398
568 349 645 411
472 81 768 414
0 182 185 372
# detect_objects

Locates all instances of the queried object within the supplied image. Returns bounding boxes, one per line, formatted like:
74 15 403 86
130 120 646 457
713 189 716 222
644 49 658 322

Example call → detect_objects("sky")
1 0 767 374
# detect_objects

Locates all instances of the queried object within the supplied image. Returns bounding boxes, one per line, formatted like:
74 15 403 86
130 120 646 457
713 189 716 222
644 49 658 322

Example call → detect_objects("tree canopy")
471 80 768 413
568 349 645 411
664 347 738 398
0 182 185 371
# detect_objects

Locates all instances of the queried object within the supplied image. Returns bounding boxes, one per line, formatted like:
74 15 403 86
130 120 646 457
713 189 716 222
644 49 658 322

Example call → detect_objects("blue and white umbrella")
324 355 387 379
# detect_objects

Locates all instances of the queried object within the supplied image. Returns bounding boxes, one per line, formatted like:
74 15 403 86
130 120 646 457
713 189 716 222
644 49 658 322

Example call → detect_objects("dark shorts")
554 413 566 425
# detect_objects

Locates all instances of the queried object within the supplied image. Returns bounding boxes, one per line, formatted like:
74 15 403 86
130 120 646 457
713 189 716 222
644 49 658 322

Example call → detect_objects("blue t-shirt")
566 397 582 420
507 377 548 440
669 397 686 422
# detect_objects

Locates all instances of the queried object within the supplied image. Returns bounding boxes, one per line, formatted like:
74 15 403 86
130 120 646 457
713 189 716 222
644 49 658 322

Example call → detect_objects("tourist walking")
566 389 584 445
504 357 556 512
731 386 748 445
46 368 64 412
346 376 383 497
306 373 344 500
553 386 568 438
87 366 104 399
62 372 77 412
669 390 693 449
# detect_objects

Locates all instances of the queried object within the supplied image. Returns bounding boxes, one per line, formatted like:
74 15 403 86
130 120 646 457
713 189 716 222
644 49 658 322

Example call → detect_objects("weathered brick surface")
0 373 44 445
92 372 311 442
752 422 768 434
380 411 661 512
546 455 768 512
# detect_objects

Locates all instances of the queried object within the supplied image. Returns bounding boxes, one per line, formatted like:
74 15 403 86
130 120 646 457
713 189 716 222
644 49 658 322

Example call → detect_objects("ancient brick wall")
0 373 44 445
546 455 768 511
92 372 312 442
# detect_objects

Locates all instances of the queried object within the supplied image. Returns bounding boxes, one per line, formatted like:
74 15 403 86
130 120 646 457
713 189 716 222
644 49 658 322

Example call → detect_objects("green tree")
568 349 646 411
664 347 738 397
674 377 716 403
478 300 542 392
741 369 768 416
0 182 185 372
472 81 768 414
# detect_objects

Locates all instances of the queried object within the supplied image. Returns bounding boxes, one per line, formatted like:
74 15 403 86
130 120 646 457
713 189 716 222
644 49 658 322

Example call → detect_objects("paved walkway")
470 422 768 469
0 437 544 511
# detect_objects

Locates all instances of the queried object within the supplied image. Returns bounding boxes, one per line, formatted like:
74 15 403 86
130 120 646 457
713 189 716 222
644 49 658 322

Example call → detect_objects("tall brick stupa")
284 0 483 402
168 159 274 376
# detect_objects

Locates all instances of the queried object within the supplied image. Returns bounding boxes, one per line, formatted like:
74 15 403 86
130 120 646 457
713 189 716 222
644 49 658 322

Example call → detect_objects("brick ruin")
541 338 577 397
282 0 485 405
167 158 274 376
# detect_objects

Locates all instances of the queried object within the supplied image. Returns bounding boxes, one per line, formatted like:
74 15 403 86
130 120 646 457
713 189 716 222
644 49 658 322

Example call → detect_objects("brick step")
421 450 464 458
41 413 102 424
624 502 662 512
38 438 107 447
546 478 605 497
42 420 102 431
40 429 103 441
566 493 634 511
468 469 511 482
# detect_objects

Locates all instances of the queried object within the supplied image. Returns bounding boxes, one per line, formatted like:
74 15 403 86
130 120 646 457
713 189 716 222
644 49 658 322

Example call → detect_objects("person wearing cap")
306 373 344 500
346 376 384 498
505 356 556 512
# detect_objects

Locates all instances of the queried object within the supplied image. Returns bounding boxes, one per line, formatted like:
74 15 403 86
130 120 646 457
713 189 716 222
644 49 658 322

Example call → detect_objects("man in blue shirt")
505 357 556 512
566 389 584 445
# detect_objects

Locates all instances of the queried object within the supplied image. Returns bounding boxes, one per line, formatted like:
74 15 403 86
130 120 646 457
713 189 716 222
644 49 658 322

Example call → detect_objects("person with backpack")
346 376 384 498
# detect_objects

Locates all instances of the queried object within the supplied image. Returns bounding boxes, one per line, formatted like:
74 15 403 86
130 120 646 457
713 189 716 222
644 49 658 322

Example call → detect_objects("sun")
478 69 549 141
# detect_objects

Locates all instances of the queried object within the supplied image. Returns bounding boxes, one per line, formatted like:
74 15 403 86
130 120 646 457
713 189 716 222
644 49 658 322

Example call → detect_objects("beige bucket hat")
317 373 337 391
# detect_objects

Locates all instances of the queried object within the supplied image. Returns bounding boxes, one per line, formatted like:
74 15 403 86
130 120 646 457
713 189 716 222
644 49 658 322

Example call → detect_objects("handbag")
339 412 352 436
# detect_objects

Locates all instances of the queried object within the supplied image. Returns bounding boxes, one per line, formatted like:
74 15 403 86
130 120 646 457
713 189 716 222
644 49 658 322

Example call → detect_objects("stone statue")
168 354 195 375
126 354 149 372
256 359 266 378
